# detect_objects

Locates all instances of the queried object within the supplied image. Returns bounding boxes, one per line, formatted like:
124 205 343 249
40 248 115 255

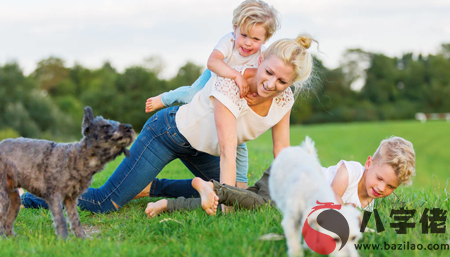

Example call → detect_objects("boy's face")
234 24 266 57
364 156 401 199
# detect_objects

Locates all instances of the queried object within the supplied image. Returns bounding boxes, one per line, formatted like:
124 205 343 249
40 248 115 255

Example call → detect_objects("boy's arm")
207 50 248 97
331 164 349 205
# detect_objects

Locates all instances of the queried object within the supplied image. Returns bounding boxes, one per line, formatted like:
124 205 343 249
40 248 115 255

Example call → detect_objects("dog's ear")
82 106 94 135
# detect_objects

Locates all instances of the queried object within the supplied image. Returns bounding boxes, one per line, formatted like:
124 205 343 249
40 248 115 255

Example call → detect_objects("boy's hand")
244 92 264 106
221 204 234 214
234 73 248 98
344 203 357 208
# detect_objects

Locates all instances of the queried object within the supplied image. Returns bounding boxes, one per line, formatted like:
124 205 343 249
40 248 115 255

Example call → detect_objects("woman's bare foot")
145 199 167 218
133 182 152 200
17 188 24 197
145 95 164 113
192 177 219 216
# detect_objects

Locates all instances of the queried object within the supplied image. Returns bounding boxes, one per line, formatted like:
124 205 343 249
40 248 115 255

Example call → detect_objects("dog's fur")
0 107 135 239
269 137 362 257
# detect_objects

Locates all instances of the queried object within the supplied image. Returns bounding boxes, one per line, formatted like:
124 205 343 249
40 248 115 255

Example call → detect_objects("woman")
22 34 315 213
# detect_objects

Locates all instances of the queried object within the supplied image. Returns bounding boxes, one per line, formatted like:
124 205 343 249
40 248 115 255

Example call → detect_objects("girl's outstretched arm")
208 50 248 97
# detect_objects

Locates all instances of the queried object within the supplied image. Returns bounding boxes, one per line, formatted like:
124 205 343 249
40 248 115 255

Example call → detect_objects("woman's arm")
271 110 291 158
213 98 238 187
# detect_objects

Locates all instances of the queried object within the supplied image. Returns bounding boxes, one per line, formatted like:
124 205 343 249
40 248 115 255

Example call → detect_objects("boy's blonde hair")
264 33 317 98
232 0 280 41
372 136 416 185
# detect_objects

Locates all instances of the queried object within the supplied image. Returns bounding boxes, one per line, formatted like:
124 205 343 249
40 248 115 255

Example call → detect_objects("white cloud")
0 0 448 77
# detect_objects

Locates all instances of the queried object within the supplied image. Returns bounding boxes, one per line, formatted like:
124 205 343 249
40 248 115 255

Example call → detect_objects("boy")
145 136 416 216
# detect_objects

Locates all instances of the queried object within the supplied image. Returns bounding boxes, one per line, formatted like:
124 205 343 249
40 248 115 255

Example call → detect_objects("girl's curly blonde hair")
232 0 280 41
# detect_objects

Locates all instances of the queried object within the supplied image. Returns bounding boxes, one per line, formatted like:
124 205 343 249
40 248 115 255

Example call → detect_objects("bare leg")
47 197 69 239
4 189 21 236
17 188 24 197
145 95 164 113
145 199 167 218
64 198 86 239
133 182 152 200
192 177 219 216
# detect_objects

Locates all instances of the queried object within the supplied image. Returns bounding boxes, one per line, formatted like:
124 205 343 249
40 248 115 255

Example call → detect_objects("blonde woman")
22 34 316 213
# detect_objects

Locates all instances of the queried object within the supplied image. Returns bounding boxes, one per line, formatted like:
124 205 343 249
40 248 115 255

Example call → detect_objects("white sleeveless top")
322 160 374 210
176 65 294 156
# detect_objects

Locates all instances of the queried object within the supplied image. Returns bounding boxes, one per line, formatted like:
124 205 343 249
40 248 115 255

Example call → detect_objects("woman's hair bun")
296 34 313 49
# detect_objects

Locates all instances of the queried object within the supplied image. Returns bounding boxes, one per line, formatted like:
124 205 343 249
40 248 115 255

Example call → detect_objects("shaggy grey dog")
0 106 135 239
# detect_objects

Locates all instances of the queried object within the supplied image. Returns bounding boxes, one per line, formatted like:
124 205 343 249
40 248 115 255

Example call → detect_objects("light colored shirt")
176 65 294 156
322 160 374 210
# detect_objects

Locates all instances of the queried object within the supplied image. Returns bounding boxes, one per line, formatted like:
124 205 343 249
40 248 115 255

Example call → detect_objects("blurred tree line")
291 44 450 124
1 43 449 141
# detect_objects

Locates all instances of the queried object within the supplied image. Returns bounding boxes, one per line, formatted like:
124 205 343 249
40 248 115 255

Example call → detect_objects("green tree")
361 53 400 105
168 61 203 89
32 57 70 95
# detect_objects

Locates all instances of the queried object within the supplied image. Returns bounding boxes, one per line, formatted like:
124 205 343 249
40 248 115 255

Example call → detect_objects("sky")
0 0 449 79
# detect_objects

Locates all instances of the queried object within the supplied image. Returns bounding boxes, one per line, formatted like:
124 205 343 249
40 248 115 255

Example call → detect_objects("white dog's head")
303 205 363 257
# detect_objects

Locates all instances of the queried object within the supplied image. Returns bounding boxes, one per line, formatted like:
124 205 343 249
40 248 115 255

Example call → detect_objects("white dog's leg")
282 216 303 257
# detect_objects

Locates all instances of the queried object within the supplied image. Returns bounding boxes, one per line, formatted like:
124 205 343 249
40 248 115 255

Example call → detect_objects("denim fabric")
21 192 49 209
21 106 221 213
161 69 212 106
161 68 248 182
236 143 248 183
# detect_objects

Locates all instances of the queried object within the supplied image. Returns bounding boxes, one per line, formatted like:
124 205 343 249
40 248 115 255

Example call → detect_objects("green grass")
1 120 449 256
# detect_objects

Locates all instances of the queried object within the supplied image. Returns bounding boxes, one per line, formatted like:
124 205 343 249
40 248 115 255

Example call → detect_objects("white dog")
269 137 362 257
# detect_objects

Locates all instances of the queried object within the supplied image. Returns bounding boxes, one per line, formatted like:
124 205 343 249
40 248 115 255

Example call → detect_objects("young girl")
144 0 281 188
145 136 416 217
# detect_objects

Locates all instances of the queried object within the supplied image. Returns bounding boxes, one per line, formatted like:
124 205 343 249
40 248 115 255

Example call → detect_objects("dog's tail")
300 136 317 158
300 136 323 176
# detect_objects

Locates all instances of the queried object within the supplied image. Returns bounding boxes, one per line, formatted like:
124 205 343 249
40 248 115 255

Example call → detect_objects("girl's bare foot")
145 95 164 113
133 182 152 200
145 199 167 218
192 177 219 216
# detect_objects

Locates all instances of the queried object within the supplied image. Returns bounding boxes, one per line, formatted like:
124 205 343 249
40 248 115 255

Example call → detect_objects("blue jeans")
236 143 248 183
21 106 221 213
161 68 248 182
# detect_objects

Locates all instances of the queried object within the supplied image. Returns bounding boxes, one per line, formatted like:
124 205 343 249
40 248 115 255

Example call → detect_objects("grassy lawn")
1 120 449 256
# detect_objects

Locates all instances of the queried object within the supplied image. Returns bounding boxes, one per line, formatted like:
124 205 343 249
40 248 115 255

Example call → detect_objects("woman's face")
255 54 295 99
